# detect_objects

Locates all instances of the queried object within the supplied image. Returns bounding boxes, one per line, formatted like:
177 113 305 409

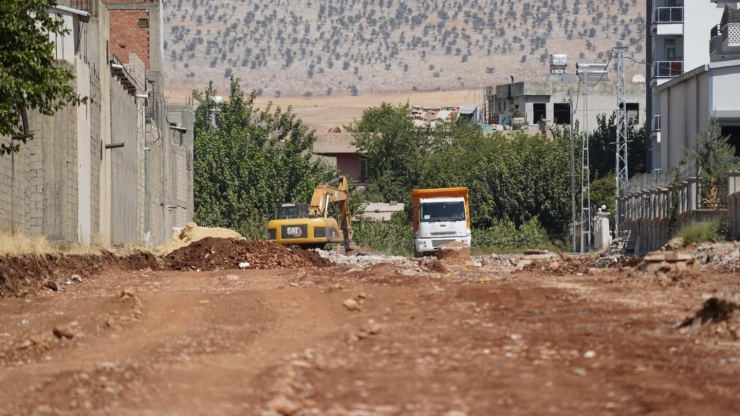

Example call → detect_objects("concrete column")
593 211 611 250
687 178 697 211
728 170 740 195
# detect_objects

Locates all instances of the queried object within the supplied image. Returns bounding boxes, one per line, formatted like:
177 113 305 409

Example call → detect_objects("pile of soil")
677 294 740 340
155 222 243 255
0 251 160 298
164 237 332 271
435 242 473 266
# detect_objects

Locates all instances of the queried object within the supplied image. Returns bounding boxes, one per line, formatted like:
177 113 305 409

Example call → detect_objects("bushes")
354 216 561 256
351 213 414 256
674 220 724 246
472 218 556 253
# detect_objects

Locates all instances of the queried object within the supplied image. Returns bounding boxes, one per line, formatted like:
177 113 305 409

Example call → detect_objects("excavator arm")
309 176 353 251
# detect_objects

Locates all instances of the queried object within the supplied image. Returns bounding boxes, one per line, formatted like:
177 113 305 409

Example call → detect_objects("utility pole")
614 46 629 237
568 90 576 252
576 62 608 253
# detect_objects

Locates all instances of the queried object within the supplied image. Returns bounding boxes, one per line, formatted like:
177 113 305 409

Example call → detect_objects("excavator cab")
275 203 309 220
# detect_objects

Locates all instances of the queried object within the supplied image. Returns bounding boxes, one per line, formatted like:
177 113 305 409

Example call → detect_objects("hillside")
162 0 646 98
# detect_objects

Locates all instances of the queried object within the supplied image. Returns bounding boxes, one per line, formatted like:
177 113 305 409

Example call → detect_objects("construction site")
4 0 740 414
1 223 740 415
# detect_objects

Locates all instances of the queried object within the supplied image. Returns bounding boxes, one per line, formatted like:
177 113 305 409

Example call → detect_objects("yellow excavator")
267 176 352 251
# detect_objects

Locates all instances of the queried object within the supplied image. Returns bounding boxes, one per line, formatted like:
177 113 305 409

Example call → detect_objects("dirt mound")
155 222 242 255
0 251 160 298
677 294 740 341
435 243 473 266
164 237 332 271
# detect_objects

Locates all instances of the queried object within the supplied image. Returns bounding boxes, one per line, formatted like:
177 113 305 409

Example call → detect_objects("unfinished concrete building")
487 76 646 131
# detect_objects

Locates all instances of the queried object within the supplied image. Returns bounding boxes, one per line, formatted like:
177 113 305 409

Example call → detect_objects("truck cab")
412 188 472 257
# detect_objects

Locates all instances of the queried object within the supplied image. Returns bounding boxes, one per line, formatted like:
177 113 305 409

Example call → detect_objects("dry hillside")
163 0 646 98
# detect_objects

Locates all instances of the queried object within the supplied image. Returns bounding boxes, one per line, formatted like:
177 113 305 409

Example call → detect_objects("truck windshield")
420 202 466 222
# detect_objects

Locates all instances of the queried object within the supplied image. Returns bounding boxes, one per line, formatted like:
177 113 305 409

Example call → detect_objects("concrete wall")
0 63 81 241
495 81 647 131
618 174 733 255
660 71 710 172
684 0 727 72
0 0 194 248
110 77 140 244
660 60 740 172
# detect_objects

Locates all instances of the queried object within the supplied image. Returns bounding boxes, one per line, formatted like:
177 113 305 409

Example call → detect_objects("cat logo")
286 226 303 237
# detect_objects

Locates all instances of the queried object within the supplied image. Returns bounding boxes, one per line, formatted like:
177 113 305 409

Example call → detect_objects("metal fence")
697 179 729 209
624 160 696 195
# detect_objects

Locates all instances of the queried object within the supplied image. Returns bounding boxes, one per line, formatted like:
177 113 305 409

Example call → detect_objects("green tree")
347 102 442 203
193 77 337 233
351 102 573 235
684 117 735 185
1 0 85 155
589 112 647 180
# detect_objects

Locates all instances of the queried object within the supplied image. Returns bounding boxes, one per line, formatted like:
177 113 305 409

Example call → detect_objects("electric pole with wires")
575 62 607 253
614 46 629 237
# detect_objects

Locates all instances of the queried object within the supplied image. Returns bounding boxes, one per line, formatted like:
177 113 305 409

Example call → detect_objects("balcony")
652 61 683 79
654 7 683 23
652 7 684 36
710 23 740 61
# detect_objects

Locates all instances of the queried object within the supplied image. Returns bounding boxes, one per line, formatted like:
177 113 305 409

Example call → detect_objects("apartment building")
656 2 740 171
646 0 731 171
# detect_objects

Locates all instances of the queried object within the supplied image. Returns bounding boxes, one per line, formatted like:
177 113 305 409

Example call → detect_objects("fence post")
687 177 697 212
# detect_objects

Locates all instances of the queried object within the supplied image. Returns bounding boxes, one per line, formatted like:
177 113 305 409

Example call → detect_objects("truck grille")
431 231 457 236
432 239 456 248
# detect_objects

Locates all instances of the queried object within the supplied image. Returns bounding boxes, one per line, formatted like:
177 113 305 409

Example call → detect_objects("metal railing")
697 180 729 209
652 114 661 132
624 160 696 195
654 7 684 23
653 61 683 78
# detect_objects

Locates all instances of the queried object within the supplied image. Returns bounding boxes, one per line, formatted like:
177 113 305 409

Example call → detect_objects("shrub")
674 220 722 246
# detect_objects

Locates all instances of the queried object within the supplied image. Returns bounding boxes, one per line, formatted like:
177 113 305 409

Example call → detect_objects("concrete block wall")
145 124 164 245
0 0 194 248
90 76 102 238
110 79 141 244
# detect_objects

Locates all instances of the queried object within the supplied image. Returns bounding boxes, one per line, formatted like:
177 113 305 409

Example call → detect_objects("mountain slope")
163 0 646 97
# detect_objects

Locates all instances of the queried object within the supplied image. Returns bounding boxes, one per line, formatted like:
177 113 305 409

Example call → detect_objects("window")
533 103 546 123
626 103 639 124
553 103 571 125
139 18 149 28
665 39 676 61
419 202 466 222
359 156 368 181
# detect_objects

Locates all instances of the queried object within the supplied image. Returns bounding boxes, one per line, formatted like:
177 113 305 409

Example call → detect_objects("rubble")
343 299 361 312
52 325 76 339
677 293 740 341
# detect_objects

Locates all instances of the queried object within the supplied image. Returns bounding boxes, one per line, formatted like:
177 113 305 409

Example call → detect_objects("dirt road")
1 256 740 415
